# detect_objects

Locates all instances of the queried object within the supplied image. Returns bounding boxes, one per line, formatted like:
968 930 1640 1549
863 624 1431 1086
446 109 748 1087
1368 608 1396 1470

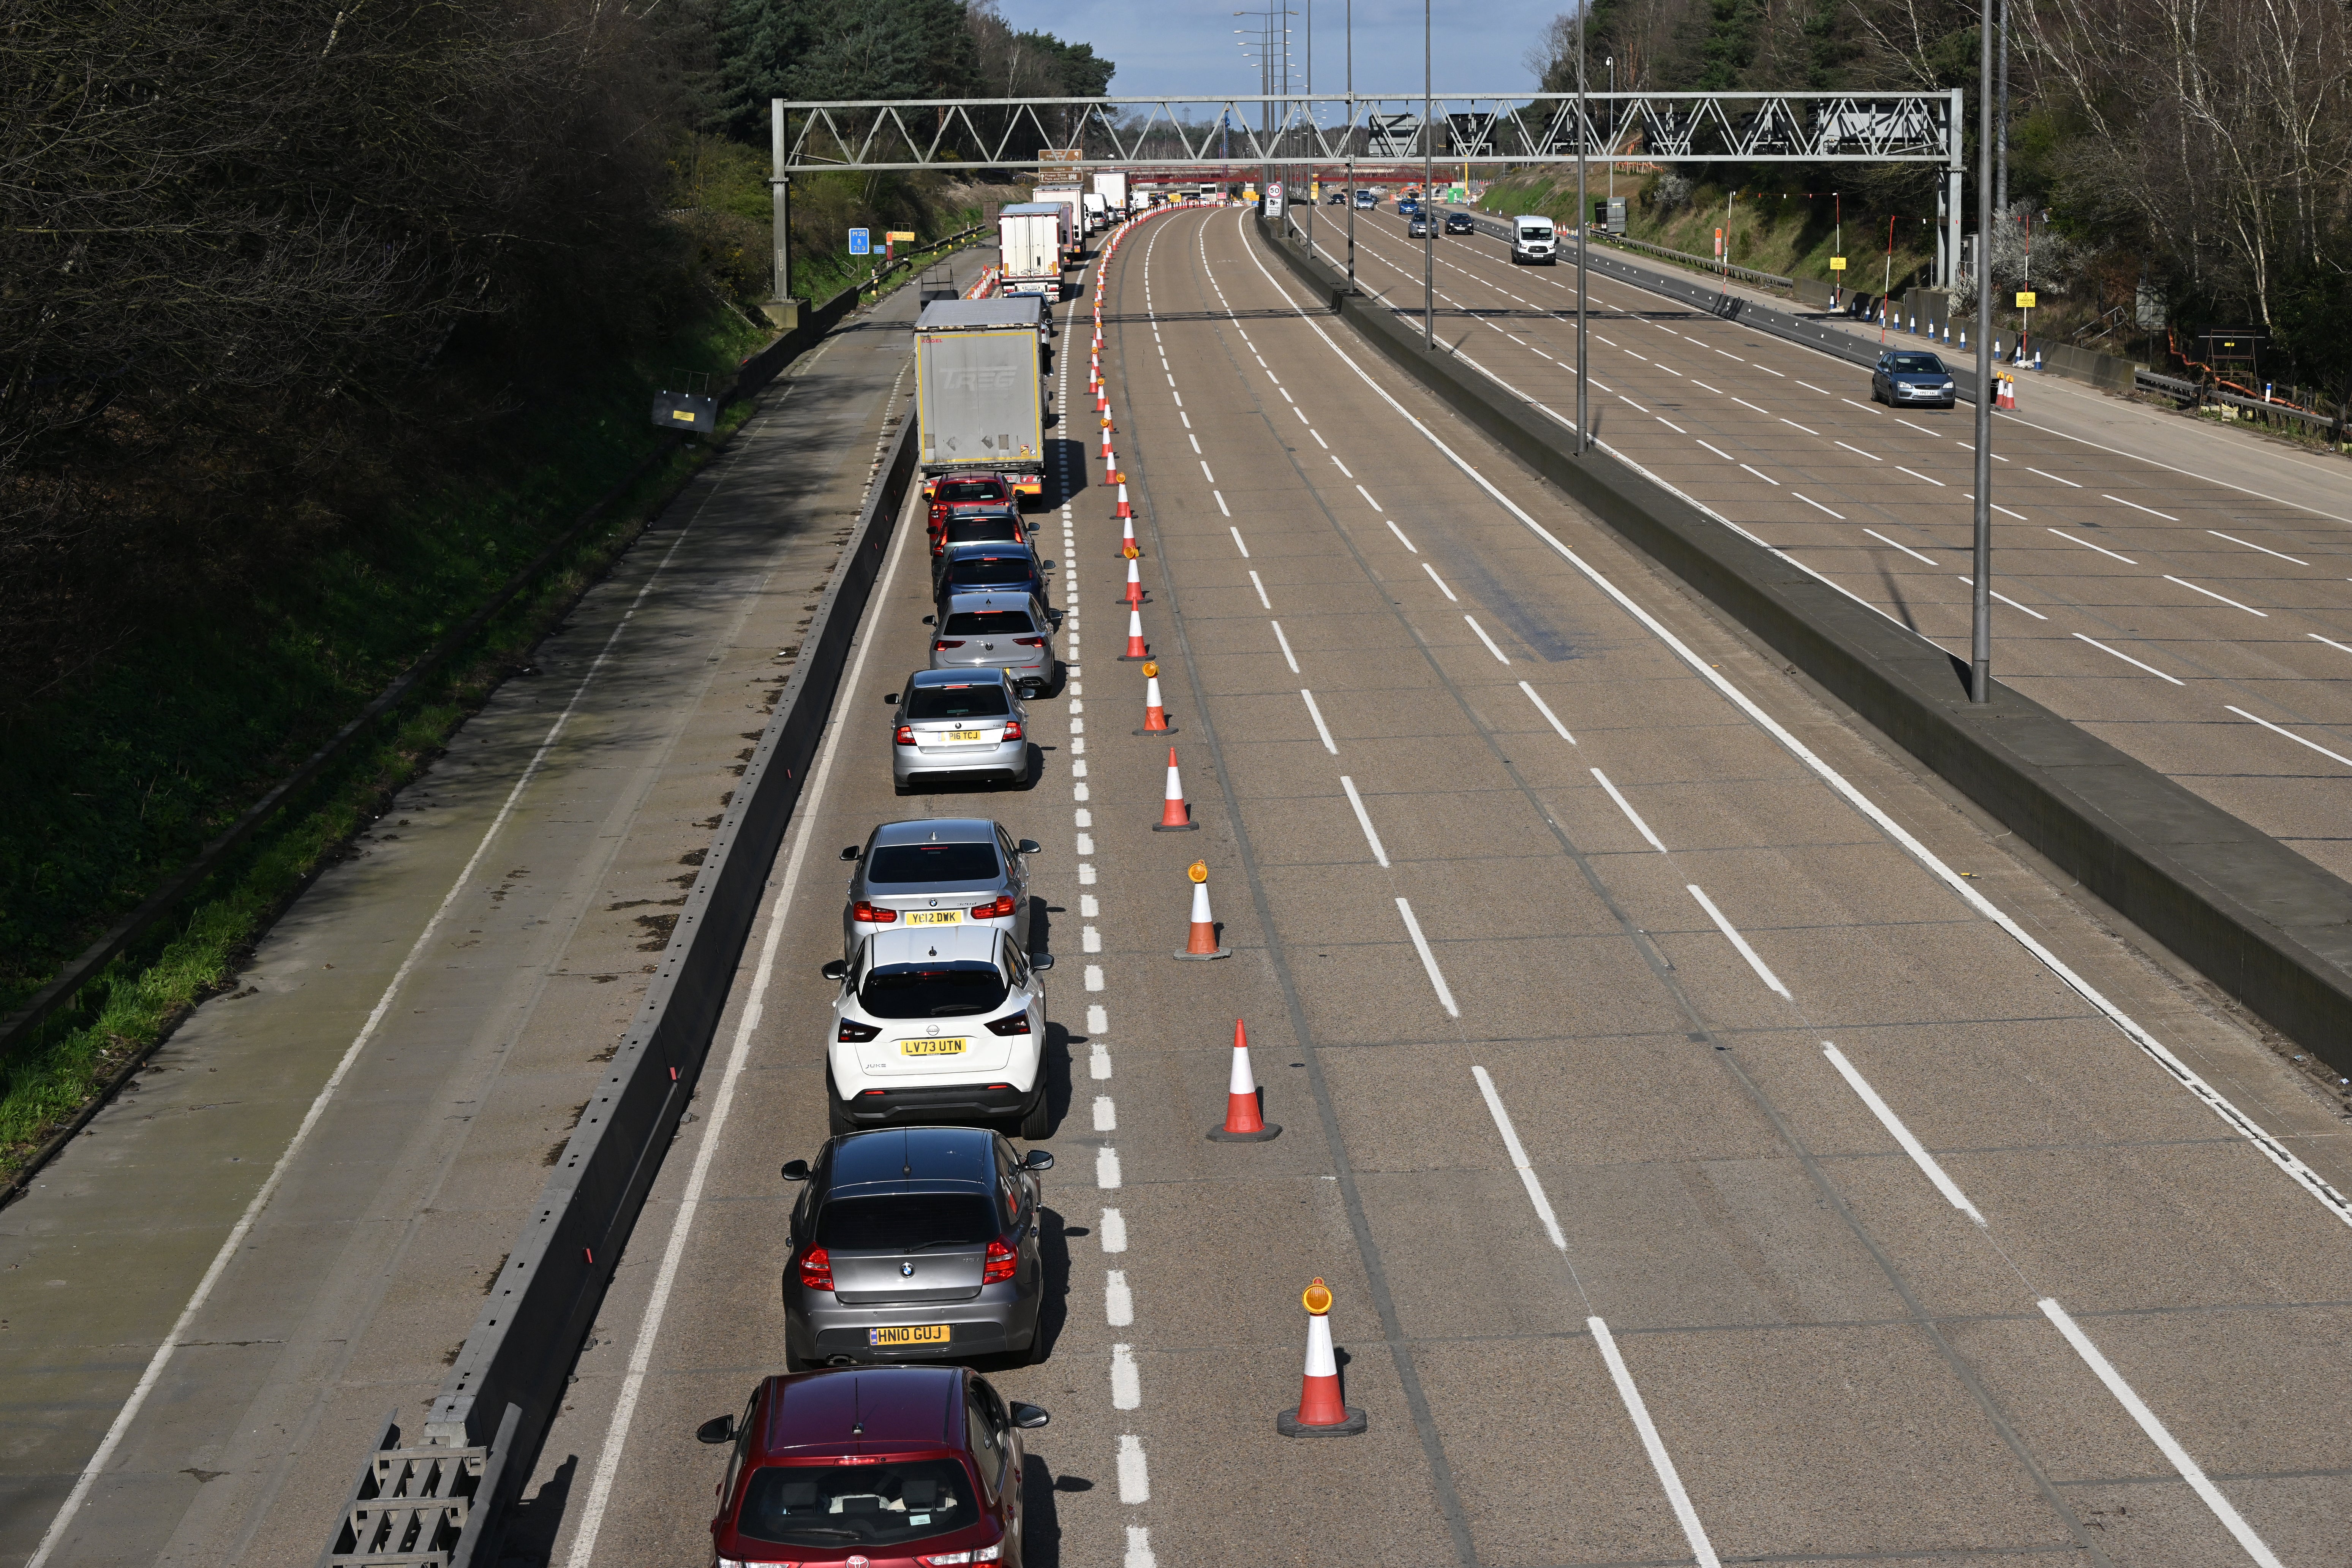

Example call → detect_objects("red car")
700 1364 1048 1567
925 474 1017 543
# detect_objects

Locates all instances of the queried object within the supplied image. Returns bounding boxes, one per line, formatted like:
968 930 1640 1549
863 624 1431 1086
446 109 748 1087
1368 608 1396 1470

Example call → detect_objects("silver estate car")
887 669 1031 793
840 818 1038 959
780 1126 1054 1367
929 590 1053 697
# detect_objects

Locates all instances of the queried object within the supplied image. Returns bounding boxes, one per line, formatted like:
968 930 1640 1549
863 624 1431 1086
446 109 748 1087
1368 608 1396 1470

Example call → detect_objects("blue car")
1398 198 1420 217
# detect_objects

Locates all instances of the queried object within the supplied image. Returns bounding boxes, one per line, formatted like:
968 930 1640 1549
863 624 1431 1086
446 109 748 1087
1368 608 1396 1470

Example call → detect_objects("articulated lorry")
1091 171 1129 217
914 297 1050 499
997 202 1065 297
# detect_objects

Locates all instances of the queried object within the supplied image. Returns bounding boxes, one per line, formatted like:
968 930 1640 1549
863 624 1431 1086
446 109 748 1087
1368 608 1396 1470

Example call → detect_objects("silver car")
887 669 1031 793
841 818 1038 959
929 590 1053 697
780 1126 1054 1367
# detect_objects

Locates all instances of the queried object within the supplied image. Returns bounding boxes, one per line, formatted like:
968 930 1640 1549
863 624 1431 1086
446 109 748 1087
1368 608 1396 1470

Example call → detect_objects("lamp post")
1968 0 1995 702
1574 0 1589 449
1422 0 1433 349
1345 0 1355 288
1605 56 1614 210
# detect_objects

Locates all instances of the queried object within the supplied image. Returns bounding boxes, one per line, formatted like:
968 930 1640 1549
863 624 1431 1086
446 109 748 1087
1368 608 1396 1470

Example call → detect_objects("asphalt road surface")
501 204 2352 1568
1315 213 2352 887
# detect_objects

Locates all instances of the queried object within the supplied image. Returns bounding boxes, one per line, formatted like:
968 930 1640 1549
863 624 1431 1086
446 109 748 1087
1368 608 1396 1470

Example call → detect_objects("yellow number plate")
946 729 987 742
900 1038 967 1056
904 910 962 926
869 1324 952 1347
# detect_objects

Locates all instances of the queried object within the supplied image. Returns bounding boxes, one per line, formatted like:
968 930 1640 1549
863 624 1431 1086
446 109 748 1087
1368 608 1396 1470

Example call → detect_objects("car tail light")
982 1239 1016 1284
837 1019 880 1042
852 901 899 924
918 1546 1002 1565
1001 720 1023 741
934 639 964 650
797 1246 833 1290
971 893 1016 918
1012 636 1045 647
895 725 917 746
985 1012 1031 1036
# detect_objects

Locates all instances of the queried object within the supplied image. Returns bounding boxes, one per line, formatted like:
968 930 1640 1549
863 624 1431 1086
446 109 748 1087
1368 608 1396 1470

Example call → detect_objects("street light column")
1422 0 1433 349
1969 0 1995 701
1575 6 1589 450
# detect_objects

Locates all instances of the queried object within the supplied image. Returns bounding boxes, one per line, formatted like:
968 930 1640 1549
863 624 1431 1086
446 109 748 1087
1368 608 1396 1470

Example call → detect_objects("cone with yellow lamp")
1172 859 1227 956
1132 660 1175 733
1276 1279 1366 1435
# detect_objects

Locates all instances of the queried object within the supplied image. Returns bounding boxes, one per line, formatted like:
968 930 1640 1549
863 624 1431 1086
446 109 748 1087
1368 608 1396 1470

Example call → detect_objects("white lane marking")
2208 530 2309 565
1300 687 1338 753
1111 1344 1142 1409
1090 1042 1113 1080
1271 620 1301 673
1117 1435 1151 1502
560 491 914 1568
1590 1317 1725 1568
1125 1525 1157 1568
1687 883 1790 998
1464 615 1512 663
2048 528 2136 564
1105 1271 1134 1326
1093 1094 1118 1132
1423 562 1459 600
1843 398 1881 416
2106 494 2179 521
1249 569 1272 609
1692 379 1724 395
1470 1065 1568 1249
1087 1003 1108 1032
1080 863 1096 885
2039 1299 2285 1567
1188 433 1201 453
1697 439 1736 462
1332 454 1355 477
1591 769 1666 851
1957 577 2051 620
1896 465 1947 487
1280 387 1295 403
1229 524 1248 555
1714 348 1743 361
2073 633 2185 685
1200 459 1216 482
1242 212 2352 1231
2029 466 2084 487
1657 417 1687 433
1734 397 1771 414
1340 776 1391 867
1386 519 1419 552
1085 963 1105 989
1821 1043 1986 1224
1754 364 1787 378
1097 1147 1123 1188
1216 492 1231 517
2226 706 2352 770
1794 493 1846 519
1864 528 1938 565
1620 394 1650 413
1797 380 1832 394
2310 633 2352 657
1965 496 2033 520
1740 463 1781 487
1836 440 1883 462
1396 896 1460 1016
1082 926 1102 952
1100 1207 1128 1252
1312 428 1330 447
1519 681 1574 742
2164 575 2267 616
1356 482 1381 509
1895 418 1940 436
1659 365 1683 378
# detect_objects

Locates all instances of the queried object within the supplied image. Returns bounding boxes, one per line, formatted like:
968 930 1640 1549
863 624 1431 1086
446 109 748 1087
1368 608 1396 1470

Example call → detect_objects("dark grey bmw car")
781 1126 1053 1368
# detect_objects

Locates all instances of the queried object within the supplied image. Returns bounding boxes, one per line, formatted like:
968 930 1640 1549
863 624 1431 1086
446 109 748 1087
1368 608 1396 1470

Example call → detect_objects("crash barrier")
1261 210 2352 1078
727 284 860 405
858 223 988 304
2041 341 2137 394
318 402 925 1568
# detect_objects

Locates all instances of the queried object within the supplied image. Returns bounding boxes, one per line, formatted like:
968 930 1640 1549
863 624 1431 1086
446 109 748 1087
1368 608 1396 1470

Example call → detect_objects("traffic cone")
1153 748 1198 833
1119 609 1149 661
1173 861 1226 956
1122 558 1144 606
1115 485 1133 521
1206 1019 1279 1138
1133 660 1175 733
1101 428 1113 460
1121 516 1140 560
1276 1279 1366 1435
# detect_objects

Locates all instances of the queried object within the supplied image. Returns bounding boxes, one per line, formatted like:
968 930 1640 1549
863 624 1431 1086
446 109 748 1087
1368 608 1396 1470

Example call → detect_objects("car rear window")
906 684 1012 720
858 962 1009 1019
1889 354 1945 373
817 1193 998 1250
866 842 1000 883
736 1459 978 1550
941 610 1035 636
946 515 1023 544
936 479 1005 503
946 557 1035 587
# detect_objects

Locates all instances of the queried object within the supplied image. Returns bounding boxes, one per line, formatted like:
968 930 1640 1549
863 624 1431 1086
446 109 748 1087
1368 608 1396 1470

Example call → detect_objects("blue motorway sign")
847 228 871 256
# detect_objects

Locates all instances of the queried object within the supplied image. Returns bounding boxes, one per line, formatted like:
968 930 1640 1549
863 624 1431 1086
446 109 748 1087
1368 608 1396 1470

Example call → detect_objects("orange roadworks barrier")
1119 609 1149 661
1154 749 1199 833
1206 1019 1279 1139
1277 1280 1366 1435
1122 558 1145 607
1115 484 1133 522
1172 861 1227 957
1133 660 1175 733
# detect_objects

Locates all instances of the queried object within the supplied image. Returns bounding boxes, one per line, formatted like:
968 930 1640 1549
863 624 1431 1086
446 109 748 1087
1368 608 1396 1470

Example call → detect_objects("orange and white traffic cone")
1115 485 1133 522
1173 861 1227 956
1122 558 1145 607
1132 660 1175 733
1120 515 1139 558
1153 748 1198 833
1276 1279 1366 1435
1206 1019 1279 1138
1101 429 1114 460
1119 609 1149 661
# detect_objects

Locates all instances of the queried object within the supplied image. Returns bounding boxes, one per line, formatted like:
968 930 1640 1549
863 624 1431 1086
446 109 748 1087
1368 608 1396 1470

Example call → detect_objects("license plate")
904 910 961 926
900 1038 966 1056
945 729 987 742
868 1324 952 1347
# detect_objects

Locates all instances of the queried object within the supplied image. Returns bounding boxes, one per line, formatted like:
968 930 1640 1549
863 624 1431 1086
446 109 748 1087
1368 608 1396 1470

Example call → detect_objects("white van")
1511 215 1558 265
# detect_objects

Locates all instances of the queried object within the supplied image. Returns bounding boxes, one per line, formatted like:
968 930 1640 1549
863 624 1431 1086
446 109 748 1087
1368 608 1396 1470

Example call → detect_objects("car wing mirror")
840 846 862 862
696 1414 737 1444
1009 1403 1051 1430
781 1159 811 1182
1017 839 1042 855
882 692 899 705
821 959 848 982
1022 1149 1055 1171
1029 952 1054 972
922 615 936 626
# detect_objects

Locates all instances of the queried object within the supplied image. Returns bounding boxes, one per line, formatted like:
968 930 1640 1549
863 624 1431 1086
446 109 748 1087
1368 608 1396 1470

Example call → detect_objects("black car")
1871 349 1958 409
1406 214 1432 238
934 542 1051 606
1443 211 1477 234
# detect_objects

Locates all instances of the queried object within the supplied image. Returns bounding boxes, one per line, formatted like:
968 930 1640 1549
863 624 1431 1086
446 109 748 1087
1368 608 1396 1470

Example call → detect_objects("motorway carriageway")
518 204 2352 1568
1319 213 2352 888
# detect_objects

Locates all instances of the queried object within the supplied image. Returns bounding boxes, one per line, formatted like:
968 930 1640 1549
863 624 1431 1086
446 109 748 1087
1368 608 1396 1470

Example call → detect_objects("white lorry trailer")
1091 171 1129 217
997 202 1065 297
1032 186 1085 258
914 297 1050 499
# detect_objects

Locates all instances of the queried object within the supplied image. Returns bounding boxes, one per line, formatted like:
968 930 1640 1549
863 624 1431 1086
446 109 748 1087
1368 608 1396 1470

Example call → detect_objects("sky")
988 0 1562 101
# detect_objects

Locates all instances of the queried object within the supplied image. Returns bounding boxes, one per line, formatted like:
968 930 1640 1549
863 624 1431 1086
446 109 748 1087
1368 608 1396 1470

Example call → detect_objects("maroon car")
700 1364 1048 1567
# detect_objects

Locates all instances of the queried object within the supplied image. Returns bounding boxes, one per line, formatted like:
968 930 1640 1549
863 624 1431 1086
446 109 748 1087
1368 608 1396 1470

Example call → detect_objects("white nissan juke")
821 925 1053 1139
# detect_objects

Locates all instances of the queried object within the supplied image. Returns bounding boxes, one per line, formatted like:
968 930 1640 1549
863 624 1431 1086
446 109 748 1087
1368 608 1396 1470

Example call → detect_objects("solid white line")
1249 569 1272 609
2164 575 2267 616
1687 883 1790 998
1519 681 1574 742
1589 1317 1724 1568
2208 530 2309 565
1794 493 1845 519
1228 524 1248 555
1821 1043 1985 1224
1386 519 1419 552
1864 528 1938 565
1423 562 1459 600
2226 706 2352 770
562 489 914 1568
1592 768 1666 851
2048 528 2136 564
1470 1065 1567 1249
1340 776 1391 867
2073 633 2185 684
2039 1300 2285 1568
1300 687 1337 753
2107 493 2179 521
1395 897 1459 1016
1464 615 1511 663
1268 618 1303 673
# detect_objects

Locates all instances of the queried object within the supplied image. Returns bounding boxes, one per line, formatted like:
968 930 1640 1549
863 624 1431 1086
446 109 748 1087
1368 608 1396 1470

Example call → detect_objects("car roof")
940 541 1037 561
871 817 999 846
907 667 1012 688
827 1126 997 1190
940 590 1041 613
754 1366 965 1459
858 924 1004 969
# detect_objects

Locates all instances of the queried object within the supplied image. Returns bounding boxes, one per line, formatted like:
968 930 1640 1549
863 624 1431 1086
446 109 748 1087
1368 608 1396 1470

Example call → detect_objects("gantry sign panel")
775 92 1962 173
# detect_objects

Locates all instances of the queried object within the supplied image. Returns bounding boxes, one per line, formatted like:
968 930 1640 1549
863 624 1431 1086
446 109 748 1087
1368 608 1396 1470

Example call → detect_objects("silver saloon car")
929 590 1053 697
780 1126 1054 1367
887 669 1031 793
840 818 1038 959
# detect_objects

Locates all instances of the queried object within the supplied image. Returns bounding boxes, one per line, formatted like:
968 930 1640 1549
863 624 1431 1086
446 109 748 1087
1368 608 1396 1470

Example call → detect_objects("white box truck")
1092 171 1129 216
914 297 1049 499
997 202 1064 297
1032 186 1084 258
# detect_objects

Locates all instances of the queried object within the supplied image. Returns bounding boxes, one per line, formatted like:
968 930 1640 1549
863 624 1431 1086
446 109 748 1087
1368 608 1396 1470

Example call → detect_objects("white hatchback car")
821 925 1054 1139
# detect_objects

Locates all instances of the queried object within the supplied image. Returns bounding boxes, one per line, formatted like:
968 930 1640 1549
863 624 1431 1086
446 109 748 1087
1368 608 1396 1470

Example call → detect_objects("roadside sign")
886 231 917 243
848 228 871 256
1038 148 1082 164
1829 256 1847 270
2015 290 2037 308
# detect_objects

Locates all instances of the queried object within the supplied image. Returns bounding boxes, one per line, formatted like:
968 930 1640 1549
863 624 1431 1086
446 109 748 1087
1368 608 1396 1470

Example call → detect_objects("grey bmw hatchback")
780 1126 1054 1368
